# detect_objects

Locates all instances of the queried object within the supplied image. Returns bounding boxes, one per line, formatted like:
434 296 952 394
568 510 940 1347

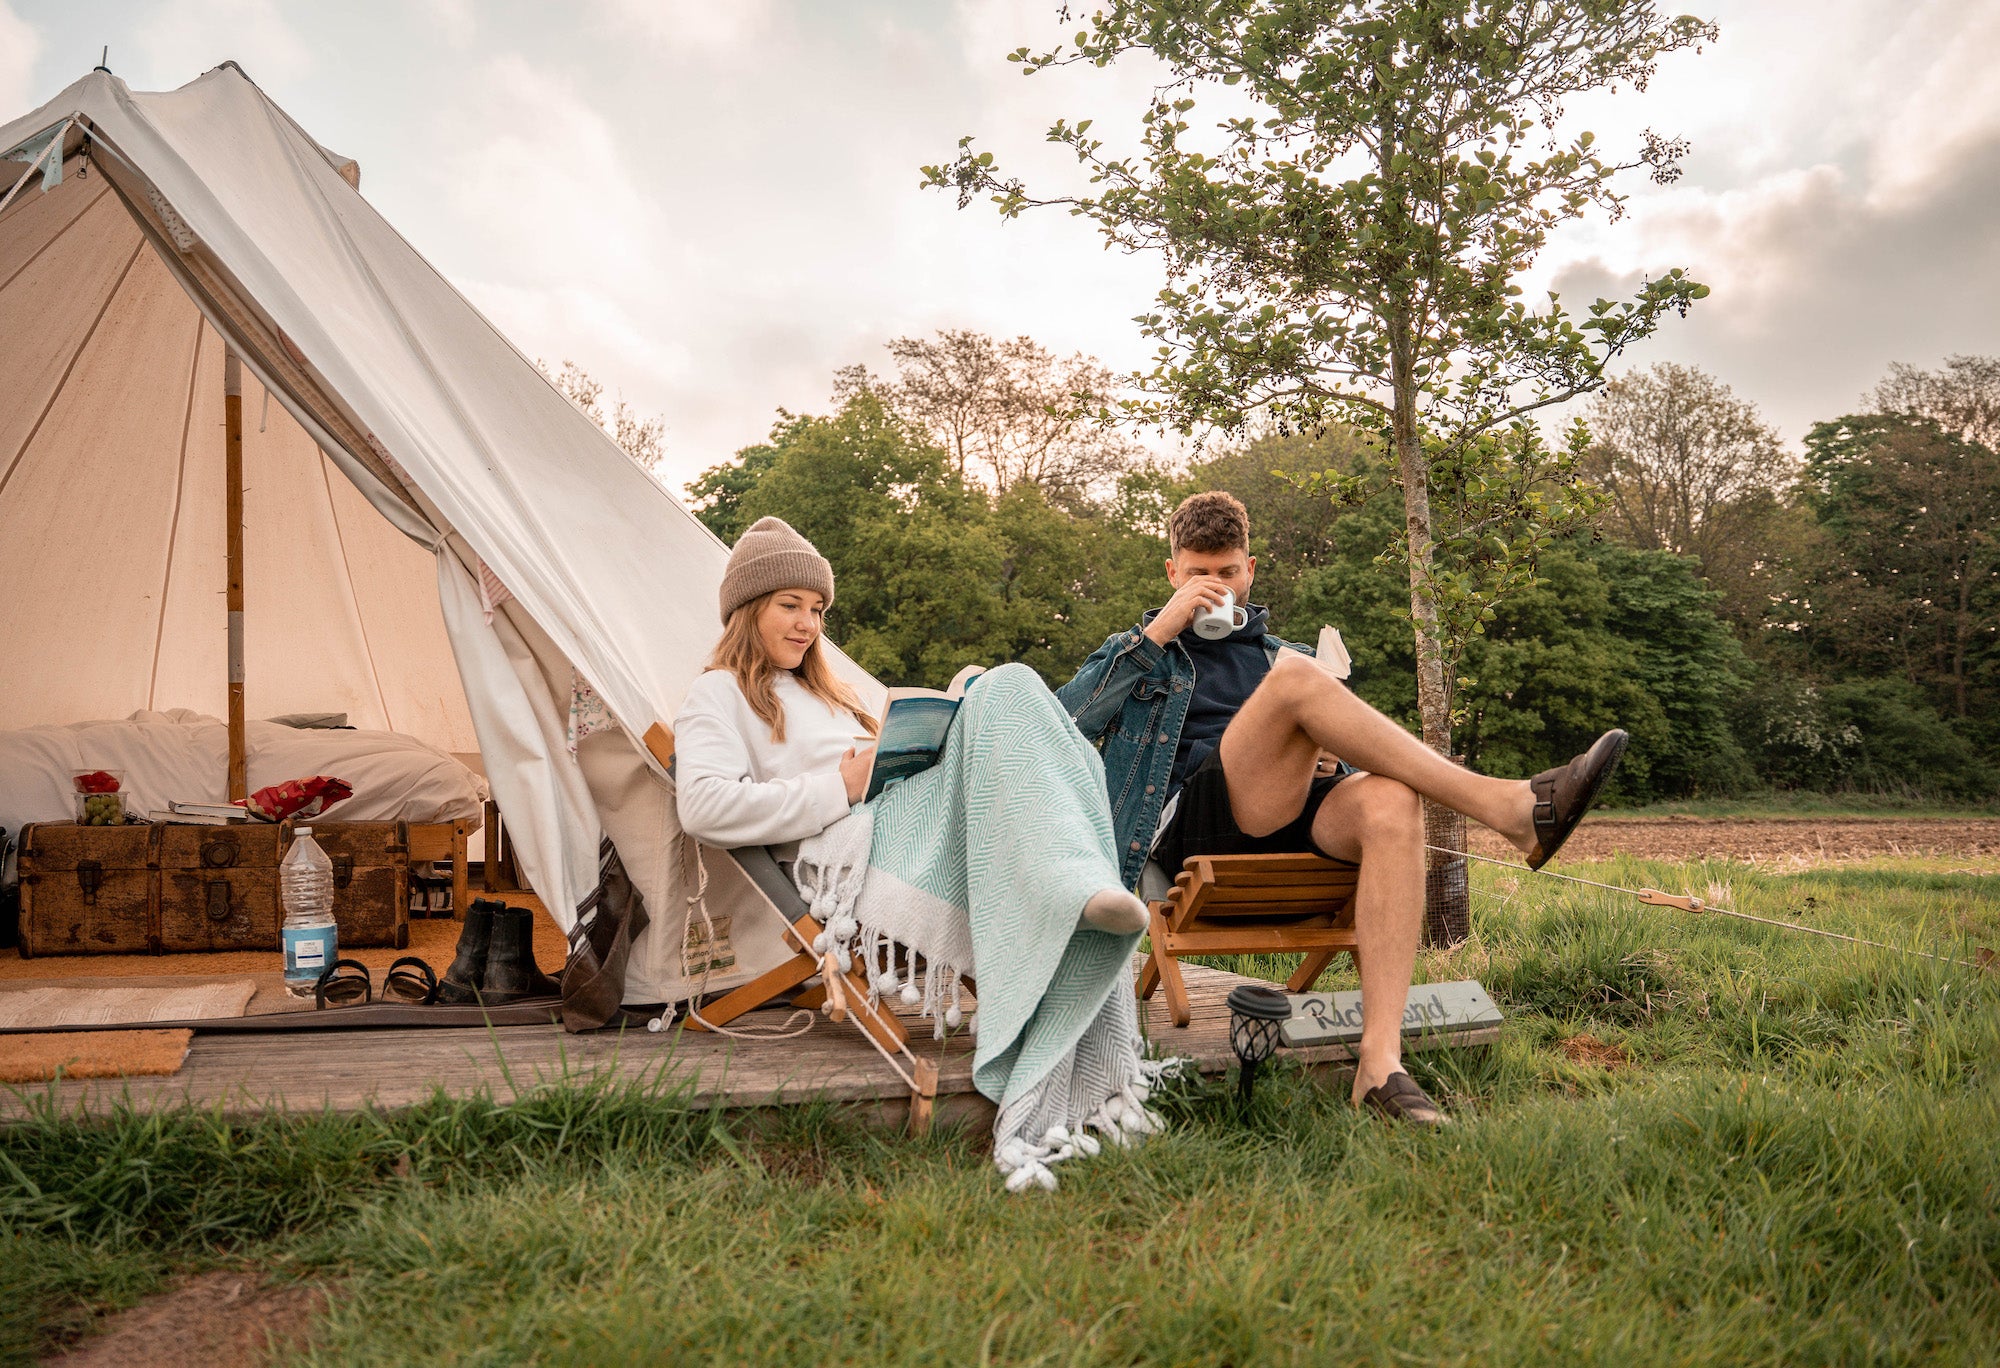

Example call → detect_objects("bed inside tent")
0 63 861 1016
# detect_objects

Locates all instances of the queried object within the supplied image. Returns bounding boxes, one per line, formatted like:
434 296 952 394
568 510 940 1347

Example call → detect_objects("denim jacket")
1055 612 1314 889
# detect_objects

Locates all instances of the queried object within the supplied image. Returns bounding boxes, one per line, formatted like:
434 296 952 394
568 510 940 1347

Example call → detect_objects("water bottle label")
283 925 337 980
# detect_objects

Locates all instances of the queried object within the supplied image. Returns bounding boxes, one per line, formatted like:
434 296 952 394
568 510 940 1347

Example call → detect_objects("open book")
865 664 985 803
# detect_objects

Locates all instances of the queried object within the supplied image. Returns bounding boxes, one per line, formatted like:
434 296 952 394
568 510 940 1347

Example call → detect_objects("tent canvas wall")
0 63 882 1004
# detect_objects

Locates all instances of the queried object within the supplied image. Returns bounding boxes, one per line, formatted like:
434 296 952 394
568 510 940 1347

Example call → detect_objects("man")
1056 491 1626 1123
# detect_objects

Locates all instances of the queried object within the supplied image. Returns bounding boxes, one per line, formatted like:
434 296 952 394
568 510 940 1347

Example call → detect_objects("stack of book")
145 800 268 825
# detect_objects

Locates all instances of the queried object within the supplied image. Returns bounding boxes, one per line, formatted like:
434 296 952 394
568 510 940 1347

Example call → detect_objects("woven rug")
0 979 257 1030
0 1028 194 1083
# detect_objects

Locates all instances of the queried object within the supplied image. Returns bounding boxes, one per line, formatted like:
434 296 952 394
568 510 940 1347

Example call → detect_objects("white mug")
1191 588 1250 640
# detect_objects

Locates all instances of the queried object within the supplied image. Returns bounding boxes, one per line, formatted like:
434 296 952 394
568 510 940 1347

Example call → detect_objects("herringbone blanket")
796 664 1165 1189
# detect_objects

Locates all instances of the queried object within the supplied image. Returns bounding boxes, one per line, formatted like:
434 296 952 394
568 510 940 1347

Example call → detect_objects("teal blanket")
795 664 1164 1189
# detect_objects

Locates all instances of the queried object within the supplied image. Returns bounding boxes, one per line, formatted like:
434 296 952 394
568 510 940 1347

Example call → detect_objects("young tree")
926 0 1713 751
540 359 669 475
1584 362 1795 618
840 330 1150 496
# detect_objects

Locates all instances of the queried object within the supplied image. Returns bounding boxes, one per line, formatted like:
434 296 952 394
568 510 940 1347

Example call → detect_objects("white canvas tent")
0 63 878 1003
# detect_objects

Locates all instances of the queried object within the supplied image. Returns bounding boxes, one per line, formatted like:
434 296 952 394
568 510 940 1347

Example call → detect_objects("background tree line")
659 337 1996 806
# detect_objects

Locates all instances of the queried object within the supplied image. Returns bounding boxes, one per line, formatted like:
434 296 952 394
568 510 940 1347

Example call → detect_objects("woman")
675 517 1158 1189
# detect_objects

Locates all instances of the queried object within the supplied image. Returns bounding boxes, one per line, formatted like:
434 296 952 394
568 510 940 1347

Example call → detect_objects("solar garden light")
1226 984 1292 1106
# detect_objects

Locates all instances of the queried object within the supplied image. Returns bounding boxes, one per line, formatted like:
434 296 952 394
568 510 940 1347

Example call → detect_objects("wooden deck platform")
0 960 1496 1127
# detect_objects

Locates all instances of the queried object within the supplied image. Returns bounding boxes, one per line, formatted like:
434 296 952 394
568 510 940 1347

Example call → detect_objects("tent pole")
224 347 247 802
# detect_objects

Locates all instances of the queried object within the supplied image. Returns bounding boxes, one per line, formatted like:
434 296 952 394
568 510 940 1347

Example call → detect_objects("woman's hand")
839 745 878 805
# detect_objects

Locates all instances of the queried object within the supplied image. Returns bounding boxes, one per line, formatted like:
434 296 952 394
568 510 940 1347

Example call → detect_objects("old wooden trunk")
14 822 156 955
17 820 410 957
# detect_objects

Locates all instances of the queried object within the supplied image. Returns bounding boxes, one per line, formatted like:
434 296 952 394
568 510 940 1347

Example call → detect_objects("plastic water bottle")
280 827 338 997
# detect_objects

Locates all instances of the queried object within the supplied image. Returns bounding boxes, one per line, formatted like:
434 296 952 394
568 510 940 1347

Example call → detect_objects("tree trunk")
1389 326 1465 946
1391 344 1451 754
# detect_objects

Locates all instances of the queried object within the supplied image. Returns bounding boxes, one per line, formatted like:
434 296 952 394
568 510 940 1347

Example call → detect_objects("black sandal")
383 956 440 1005
314 959 373 1009
1359 1071 1449 1125
1526 729 1629 871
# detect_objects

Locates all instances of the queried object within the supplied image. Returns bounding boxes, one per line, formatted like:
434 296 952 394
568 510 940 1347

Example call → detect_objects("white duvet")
0 709 488 842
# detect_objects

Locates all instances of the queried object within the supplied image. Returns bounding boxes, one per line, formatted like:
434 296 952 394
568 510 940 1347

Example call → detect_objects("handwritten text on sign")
1280 979 1503 1049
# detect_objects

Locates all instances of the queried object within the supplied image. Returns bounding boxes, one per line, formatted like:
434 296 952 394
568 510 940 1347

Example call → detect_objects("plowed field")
1465 816 2000 866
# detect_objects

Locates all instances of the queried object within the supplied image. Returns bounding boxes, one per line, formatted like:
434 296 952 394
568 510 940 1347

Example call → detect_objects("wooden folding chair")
1137 852 1362 1028
640 723 938 1129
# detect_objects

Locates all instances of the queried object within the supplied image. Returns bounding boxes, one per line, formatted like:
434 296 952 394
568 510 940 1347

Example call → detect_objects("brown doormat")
0 1027 194 1082
0 980 257 1029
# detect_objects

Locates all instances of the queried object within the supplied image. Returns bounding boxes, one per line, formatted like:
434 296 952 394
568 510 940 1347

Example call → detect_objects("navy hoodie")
1162 602 1277 793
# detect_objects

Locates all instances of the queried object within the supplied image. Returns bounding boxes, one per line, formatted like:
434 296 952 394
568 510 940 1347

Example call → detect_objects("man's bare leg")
1303 775 1429 1107
1219 654 1538 852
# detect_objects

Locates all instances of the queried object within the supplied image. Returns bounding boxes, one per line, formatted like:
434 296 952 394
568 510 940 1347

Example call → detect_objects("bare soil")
48 1272 329 1368
1559 1033 1632 1070
1465 816 2000 867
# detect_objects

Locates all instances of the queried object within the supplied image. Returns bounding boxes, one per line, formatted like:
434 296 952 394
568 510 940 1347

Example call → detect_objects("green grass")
4 857 1997 1365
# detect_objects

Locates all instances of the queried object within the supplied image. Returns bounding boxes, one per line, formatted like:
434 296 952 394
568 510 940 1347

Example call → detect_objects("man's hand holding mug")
1145 576 1239 647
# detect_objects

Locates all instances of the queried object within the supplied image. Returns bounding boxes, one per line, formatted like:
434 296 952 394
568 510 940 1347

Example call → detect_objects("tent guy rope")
1433 845 1994 973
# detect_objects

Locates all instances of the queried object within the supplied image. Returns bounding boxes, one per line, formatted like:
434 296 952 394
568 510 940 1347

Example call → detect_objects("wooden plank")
1175 854 1358 875
642 722 674 770
0 960 1493 1123
1193 883 1356 905
1160 927 1358 953
1194 870 1362 890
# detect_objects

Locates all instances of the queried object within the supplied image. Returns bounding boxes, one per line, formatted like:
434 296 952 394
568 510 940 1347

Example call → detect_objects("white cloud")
0 1 41 117
420 0 476 48
586 0 775 57
1552 131 2000 441
338 0 1996 482
1473 0 2000 442
133 0 311 88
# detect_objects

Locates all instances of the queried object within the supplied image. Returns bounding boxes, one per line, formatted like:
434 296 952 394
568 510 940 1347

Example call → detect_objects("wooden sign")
1279 979 1503 1049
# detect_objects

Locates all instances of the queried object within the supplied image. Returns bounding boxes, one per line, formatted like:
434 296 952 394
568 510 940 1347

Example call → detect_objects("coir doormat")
0 1028 195 1082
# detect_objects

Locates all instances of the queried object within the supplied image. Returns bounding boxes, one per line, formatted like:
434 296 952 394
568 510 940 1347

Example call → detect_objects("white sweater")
673 668 869 851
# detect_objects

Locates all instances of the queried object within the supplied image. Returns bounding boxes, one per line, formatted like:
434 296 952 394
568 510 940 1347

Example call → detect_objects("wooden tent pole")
224 348 247 802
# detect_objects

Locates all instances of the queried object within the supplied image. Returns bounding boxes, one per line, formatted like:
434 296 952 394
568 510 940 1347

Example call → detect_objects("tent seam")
317 448 398 733
0 177 112 294
0 236 145 503
147 320 206 709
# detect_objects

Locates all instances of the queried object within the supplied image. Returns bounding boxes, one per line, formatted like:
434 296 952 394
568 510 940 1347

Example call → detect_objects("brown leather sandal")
1526 729 1629 871
1359 1071 1449 1125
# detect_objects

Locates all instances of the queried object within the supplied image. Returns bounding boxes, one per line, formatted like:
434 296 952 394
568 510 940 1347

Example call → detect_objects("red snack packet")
240 776 353 822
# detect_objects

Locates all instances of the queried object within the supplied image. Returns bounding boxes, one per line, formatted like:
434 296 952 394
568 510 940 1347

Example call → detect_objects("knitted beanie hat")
718 516 836 622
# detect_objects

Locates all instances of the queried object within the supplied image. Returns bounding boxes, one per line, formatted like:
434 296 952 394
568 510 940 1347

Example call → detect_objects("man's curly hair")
1168 490 1250 556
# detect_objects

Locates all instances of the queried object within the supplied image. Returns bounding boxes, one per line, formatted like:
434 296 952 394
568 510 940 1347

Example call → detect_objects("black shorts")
1153 751 1355 874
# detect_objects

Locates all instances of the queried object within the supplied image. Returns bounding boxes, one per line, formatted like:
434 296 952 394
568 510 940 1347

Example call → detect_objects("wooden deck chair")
1137 853 1362 1028
640 724 938 1129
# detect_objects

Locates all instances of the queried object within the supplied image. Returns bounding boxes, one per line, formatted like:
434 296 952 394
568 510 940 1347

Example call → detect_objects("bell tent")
0 62 877 1005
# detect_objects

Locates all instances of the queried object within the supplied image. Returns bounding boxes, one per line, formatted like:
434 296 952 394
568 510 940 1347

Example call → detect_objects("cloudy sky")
4 0 1995 490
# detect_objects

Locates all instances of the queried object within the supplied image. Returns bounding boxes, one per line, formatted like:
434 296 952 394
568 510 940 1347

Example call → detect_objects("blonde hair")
705 590 880 744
